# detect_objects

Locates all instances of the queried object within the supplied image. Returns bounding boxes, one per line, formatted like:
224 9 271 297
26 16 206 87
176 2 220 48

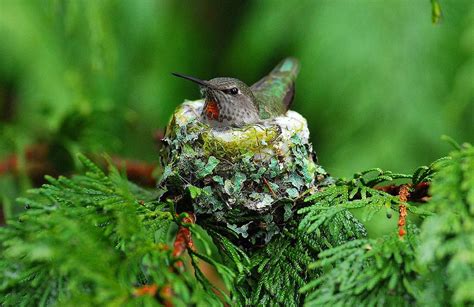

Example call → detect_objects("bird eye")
229 87 238 95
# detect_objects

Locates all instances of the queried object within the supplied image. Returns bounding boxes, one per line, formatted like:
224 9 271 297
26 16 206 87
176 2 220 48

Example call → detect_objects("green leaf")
286 188 299 199
197 156 220 178
233 172 247 192
187 185 202 199
212 175 224 185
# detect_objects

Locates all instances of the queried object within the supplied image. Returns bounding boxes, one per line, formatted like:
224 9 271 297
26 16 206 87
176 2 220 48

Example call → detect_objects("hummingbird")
172 57 300 128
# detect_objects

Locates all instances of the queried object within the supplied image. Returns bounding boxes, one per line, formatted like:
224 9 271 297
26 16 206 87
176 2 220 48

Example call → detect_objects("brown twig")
262 177 277 198
397 185 410 238
133 284 173 306
376 182 431 238
0 144 158 187
172 212 196 268
376 182 430 203
133 284 158 297
0 144 52 225
159 285 173 307
0 144 52 181
109 156 157 187
133 212 196 307
0 144 158 225
131 213 196 305
131 212 195 306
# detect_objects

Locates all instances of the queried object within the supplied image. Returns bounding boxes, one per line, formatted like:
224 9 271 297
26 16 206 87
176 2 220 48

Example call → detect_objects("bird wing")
250 57 300 119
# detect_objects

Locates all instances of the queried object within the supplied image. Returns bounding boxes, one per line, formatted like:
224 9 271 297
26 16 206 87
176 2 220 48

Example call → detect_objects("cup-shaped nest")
159 100 329 245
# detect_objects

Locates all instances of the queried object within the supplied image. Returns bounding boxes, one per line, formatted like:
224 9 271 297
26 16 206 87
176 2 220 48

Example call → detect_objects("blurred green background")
1 0 473 220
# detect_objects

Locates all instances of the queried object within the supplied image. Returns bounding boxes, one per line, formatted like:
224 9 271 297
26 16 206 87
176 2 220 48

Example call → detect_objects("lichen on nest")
159 100 330 244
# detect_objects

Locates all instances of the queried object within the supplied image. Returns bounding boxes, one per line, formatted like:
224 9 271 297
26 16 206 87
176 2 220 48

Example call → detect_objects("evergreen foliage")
298 143 473 306
1 143 472 305
418 143 474 306
0 155 234 306
301 231 421 306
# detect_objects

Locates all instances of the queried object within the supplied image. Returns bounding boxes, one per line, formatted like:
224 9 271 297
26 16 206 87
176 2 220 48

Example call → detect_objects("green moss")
201 126 280 160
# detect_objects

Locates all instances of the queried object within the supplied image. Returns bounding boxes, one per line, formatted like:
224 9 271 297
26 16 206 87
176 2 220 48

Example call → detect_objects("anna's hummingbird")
172 57 300 128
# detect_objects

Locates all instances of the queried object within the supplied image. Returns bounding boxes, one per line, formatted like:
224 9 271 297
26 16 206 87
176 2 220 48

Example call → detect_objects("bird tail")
251 57 300 91
270 57 299 111
250 57 300 113
271 57 300 78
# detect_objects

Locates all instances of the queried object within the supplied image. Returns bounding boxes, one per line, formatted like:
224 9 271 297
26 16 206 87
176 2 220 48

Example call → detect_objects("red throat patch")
204 100 220 120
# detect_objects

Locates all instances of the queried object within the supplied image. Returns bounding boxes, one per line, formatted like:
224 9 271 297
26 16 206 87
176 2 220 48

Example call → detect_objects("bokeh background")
1 0 473 221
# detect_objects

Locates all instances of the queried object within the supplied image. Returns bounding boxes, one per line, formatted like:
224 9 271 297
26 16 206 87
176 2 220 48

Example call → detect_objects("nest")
159 100 330 245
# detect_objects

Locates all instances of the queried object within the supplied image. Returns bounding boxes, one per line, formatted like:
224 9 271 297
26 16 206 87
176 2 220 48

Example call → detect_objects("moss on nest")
159 100 330 245
201 126 280 160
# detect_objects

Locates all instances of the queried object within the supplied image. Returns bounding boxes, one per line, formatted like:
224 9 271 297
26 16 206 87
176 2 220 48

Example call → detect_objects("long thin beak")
171 72 212 88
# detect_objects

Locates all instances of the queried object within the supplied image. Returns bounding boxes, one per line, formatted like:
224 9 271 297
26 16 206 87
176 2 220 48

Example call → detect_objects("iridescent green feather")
251 57 300 119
